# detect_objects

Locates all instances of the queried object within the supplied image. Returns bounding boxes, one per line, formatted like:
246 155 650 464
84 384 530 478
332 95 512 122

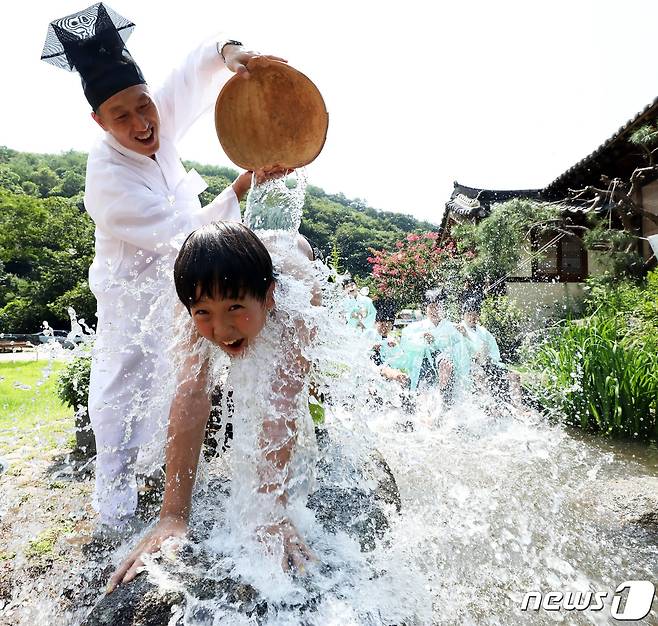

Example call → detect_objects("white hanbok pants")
89 287 170 527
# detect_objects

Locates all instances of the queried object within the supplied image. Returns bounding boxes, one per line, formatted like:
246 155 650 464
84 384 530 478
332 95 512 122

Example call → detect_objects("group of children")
342 283 509 402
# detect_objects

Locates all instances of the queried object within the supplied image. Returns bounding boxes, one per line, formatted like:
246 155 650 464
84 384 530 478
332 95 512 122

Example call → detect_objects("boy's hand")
393 371 409 385
258 518 316 573
106 517 188 594
222 48 288 79
381 366 408 385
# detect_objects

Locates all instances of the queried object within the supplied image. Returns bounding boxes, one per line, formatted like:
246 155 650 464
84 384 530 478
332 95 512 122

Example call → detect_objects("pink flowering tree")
367 232 467 307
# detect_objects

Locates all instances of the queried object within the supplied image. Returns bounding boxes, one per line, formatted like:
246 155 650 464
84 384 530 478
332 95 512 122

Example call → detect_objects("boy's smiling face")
190 284 275 357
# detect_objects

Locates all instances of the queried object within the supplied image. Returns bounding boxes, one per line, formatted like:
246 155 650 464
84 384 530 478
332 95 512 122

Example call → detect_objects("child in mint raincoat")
341 281 376 331
397 290 470 393
459 299 510 394
364 300 408 384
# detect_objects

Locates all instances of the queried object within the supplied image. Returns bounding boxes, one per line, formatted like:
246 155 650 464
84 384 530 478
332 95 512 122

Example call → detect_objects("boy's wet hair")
174 221 274 310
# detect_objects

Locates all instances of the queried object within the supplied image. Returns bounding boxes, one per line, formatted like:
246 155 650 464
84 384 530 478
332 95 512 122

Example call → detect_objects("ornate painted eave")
445 182 543 220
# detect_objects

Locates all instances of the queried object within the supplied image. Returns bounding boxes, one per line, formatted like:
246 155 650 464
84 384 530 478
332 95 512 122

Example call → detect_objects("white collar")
104 131 159 165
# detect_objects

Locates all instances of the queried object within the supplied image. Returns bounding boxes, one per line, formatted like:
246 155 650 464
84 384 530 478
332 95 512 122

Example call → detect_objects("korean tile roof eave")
451 182 544 199
447 183 544 216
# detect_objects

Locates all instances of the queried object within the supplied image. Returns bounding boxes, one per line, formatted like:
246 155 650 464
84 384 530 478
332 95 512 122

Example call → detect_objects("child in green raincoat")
397 290 470 393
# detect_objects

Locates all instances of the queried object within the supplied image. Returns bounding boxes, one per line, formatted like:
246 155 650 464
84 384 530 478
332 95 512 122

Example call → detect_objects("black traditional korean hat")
41 3 146 111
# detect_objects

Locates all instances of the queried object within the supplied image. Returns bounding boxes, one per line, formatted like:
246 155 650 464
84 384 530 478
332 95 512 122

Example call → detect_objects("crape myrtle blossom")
367 232 461 305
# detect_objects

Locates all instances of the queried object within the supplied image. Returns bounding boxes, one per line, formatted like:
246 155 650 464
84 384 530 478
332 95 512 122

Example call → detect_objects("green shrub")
583 270 658 331
526 315 658 441
57 353 91 413
480 295 528 363
57 352 95 455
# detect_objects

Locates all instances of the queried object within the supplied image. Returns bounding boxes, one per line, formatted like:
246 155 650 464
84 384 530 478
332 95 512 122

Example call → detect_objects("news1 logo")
521 580 656 620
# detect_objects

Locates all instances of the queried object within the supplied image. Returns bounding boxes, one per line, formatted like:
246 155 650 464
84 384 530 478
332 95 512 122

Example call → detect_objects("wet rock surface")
597 476 658 528
81 556 267 626
81 429 402 626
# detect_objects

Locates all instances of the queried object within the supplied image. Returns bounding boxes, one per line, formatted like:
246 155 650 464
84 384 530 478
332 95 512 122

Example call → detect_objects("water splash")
3 176 657 625
95 173 658 623
244 170 307 233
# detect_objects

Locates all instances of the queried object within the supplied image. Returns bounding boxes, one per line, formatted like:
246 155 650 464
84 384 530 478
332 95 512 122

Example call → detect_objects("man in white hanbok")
42 3 283 535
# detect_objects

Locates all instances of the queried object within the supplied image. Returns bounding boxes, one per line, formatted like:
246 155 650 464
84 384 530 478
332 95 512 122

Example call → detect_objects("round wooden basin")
215 60 329 170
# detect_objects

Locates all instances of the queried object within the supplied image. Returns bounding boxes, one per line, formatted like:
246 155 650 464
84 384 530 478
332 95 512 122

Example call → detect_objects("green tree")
0 146 437 332
451 199 560 286
0 166 24 195
50 170 85 197
198 173 233 207
29 166 60 197
0 190 95 332
21 180 39 196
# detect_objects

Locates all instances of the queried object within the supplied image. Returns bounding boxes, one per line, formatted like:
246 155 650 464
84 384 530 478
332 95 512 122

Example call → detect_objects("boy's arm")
255 320 316 571
258 328 307 503
362 299 377 329
107 331 211 592
482 328 502 364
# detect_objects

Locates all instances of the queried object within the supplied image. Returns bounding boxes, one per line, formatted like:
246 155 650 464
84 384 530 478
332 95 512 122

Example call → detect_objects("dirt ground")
0 443 161 626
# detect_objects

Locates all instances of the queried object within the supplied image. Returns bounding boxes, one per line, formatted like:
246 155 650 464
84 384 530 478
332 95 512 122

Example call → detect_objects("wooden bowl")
215 60 329 170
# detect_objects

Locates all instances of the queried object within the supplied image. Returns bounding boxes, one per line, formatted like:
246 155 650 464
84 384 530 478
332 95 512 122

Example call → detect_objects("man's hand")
232 171 253 201
232 166 295 202
258 518 316 573
253 165 292 185
222 46 288 79
106 517 188 594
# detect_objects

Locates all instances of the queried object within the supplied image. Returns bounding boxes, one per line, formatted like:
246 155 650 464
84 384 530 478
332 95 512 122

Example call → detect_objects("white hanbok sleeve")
195 186 241 224
85 158 238 255
155 39 233 143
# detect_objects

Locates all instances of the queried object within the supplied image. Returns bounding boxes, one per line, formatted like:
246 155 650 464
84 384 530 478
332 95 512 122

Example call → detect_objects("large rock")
82 565 266 626
81 428 400 626
595 476 658 528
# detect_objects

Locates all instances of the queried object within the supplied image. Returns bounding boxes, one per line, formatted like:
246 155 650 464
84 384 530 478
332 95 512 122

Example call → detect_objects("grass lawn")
0 360 74 457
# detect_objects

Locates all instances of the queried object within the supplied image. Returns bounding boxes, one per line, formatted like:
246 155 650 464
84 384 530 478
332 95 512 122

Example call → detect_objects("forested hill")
0 146 436 332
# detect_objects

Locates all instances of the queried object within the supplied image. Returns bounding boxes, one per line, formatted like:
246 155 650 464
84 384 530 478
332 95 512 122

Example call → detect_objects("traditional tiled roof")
445 182 543 219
